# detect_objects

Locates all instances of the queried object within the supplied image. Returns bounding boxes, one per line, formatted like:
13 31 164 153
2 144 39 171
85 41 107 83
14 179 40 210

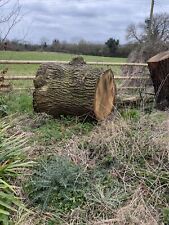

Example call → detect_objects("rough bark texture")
33 57 116 120
147 51 169 110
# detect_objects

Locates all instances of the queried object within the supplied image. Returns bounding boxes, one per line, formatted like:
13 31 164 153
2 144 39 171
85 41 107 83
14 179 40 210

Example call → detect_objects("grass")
0 91 94 147
0 51 126 89
34 116 94 145
21 111 169 225
0 51 126 62
0 50 168 224
0 120 32 225
0 50 126 75
1 88 169 224
0 51 126 88
0 92 33 115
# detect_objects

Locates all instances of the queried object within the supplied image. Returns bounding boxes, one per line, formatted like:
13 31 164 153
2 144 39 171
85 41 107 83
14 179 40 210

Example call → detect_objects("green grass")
0 51 126 62
0 50 126 76
1 92 33 115
0 91 94 146
0 120 31 225
25 155 126 222
0 51 126 89
35 116 94 145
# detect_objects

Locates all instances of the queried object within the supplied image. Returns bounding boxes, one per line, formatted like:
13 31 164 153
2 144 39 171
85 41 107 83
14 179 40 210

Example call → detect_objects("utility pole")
149 0 155 34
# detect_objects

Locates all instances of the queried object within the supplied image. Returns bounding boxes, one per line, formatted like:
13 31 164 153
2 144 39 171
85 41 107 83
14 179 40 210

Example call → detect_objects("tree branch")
0 0 22 42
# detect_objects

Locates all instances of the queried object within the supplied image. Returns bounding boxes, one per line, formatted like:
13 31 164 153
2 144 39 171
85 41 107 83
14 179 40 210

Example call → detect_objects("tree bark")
33 57 116 120
147 51 169 110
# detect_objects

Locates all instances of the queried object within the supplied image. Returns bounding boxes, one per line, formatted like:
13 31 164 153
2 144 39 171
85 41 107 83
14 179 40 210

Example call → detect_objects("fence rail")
10 87 147 91
0 60 151 93
0 60 148 67
4 75 150 81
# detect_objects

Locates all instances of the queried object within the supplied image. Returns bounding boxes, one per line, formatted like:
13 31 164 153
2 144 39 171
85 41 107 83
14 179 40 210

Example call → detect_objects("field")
0 50 126 75
0 51 169 225
0 51 126 61
0 51 126 90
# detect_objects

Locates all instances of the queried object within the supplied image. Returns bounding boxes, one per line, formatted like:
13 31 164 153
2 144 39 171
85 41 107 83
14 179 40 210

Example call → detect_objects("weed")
25 156 88 213
120 108 141 121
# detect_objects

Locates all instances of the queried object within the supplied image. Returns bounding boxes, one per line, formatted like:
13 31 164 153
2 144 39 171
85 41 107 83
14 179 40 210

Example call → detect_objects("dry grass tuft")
13 111 169 225
50 112 169 224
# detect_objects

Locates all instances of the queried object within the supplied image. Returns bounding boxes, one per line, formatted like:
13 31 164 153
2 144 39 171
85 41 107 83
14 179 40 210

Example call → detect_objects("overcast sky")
5 0 169 44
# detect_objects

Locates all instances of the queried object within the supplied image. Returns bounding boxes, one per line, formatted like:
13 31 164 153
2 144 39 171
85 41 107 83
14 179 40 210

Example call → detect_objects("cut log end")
147 50 169 63
147 51 169 110
94 70 116 120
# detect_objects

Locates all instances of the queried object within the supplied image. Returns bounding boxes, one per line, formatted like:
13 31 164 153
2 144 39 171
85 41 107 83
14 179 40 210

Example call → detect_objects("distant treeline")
0 38 137 58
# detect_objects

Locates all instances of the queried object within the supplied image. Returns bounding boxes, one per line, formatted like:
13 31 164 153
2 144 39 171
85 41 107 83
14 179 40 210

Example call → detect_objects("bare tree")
126 13 169 45
0 0 21 45
150 13 169 42
125 13 169 64
122 13 169 88
126 24 143 44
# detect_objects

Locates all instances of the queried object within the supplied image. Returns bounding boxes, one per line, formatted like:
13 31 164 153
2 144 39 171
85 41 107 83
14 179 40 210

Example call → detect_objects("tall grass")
23 112 169 224
0 92 33 116
0 119 32 225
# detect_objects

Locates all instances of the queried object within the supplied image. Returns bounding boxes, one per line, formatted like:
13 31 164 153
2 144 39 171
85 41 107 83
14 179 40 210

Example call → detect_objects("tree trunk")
147 51 169 110
33 57 116 120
